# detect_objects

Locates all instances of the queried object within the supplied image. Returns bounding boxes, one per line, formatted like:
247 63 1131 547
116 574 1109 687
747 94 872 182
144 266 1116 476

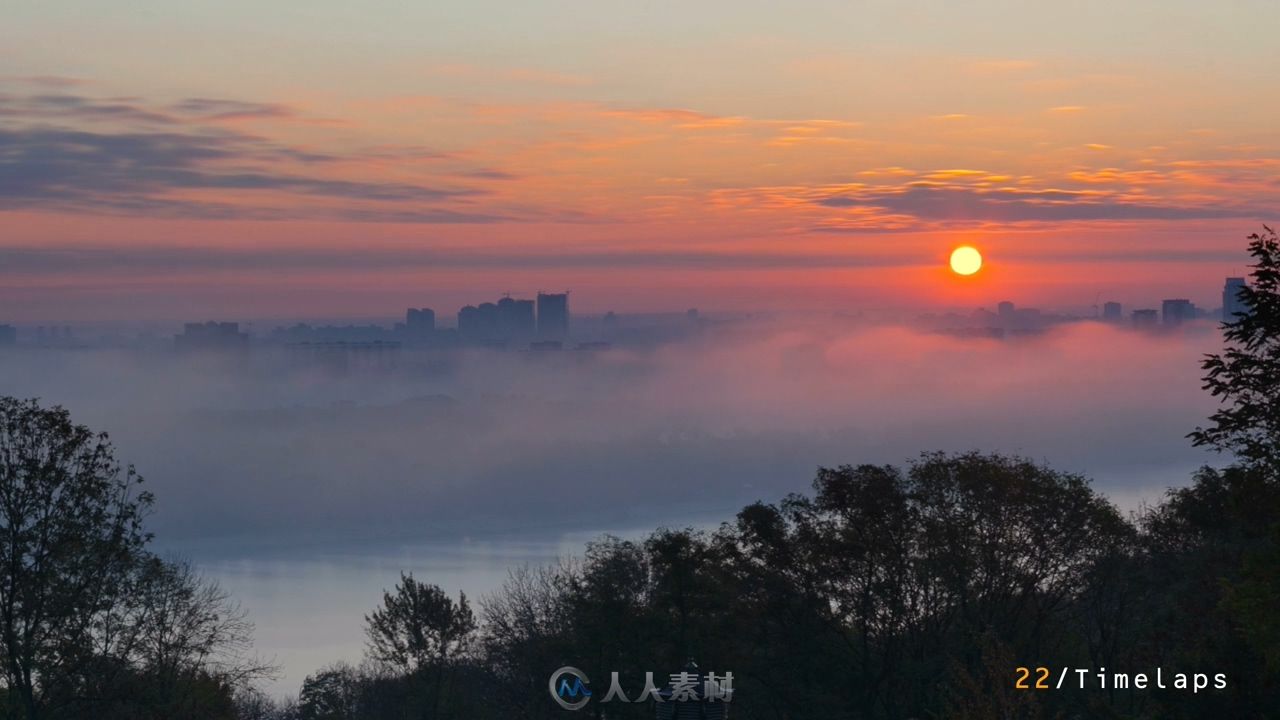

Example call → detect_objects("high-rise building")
458 296 538 344
1132 309 1158 329
1102 301 1122 321
457 305 480 337
0 325 15 346
537 292 569 339
997 301 1015 319
458 303 500 340
1161 299 1195 326
476 302 499 337
1223 277 1248 322
405 308 435 336
497 297 536 338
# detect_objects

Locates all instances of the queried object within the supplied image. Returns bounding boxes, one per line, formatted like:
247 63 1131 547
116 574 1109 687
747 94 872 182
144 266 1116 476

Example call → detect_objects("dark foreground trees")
363 574 476 720
727 452 1135 718
0 397 152 719
0 397 271 719
294 447 1275 719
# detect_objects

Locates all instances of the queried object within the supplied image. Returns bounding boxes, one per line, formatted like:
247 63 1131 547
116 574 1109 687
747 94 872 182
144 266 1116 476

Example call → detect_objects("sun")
949 246 983 276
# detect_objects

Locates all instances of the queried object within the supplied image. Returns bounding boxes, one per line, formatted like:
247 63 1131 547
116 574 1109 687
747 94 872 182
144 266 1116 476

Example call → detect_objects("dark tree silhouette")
293 451 1279 718
0 397 152 720
479 563 576 719
365 574 476 674
297 663 360 720
0 397 274 720
102 558 272 715
1192 226 1280 475
365 573 476 719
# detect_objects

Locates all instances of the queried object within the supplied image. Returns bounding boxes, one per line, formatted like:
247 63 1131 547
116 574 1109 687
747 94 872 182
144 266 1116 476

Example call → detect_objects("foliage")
365 573 476 674
363 574 477 720
297 664 359 720
309 452 1278 719
0 397 152 719
1192 225 1280 475
0 398 272 719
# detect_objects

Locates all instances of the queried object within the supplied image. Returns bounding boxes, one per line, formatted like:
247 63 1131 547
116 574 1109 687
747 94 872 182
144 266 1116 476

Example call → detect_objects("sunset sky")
3 0 1277 321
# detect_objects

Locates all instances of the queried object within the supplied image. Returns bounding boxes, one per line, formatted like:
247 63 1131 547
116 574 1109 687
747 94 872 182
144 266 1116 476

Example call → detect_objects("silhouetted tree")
0 397 274 720
0 397 152 720
1132 464 1280 717
342 447 1276 718
480 564 574 718
364 573 476 719
234 687 295 720
722 452 1129 719
1192 225 1280 475
297 663 359 720
1225 523 1280 679
110 559 271 716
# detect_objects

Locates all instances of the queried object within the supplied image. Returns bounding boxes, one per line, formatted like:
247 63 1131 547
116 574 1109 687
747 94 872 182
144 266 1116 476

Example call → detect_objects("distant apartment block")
0 325 15 346
405 307 435 336
537 292 569 339
458 302 500 340
1161 299 1196 326
497 296 535 338
1102 301 1122 321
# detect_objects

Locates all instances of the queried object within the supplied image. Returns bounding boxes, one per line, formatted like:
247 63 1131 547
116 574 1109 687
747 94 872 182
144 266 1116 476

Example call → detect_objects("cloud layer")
0 88 511 223
3 79 1277 232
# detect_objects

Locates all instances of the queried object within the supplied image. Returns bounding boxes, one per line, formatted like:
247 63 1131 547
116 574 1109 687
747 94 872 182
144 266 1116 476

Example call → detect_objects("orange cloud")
1069 169 1167 185
924 169 990 180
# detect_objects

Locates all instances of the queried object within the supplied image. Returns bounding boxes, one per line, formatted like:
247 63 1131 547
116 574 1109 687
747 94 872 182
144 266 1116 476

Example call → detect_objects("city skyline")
0 275 1246 337
0 271 1252 328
